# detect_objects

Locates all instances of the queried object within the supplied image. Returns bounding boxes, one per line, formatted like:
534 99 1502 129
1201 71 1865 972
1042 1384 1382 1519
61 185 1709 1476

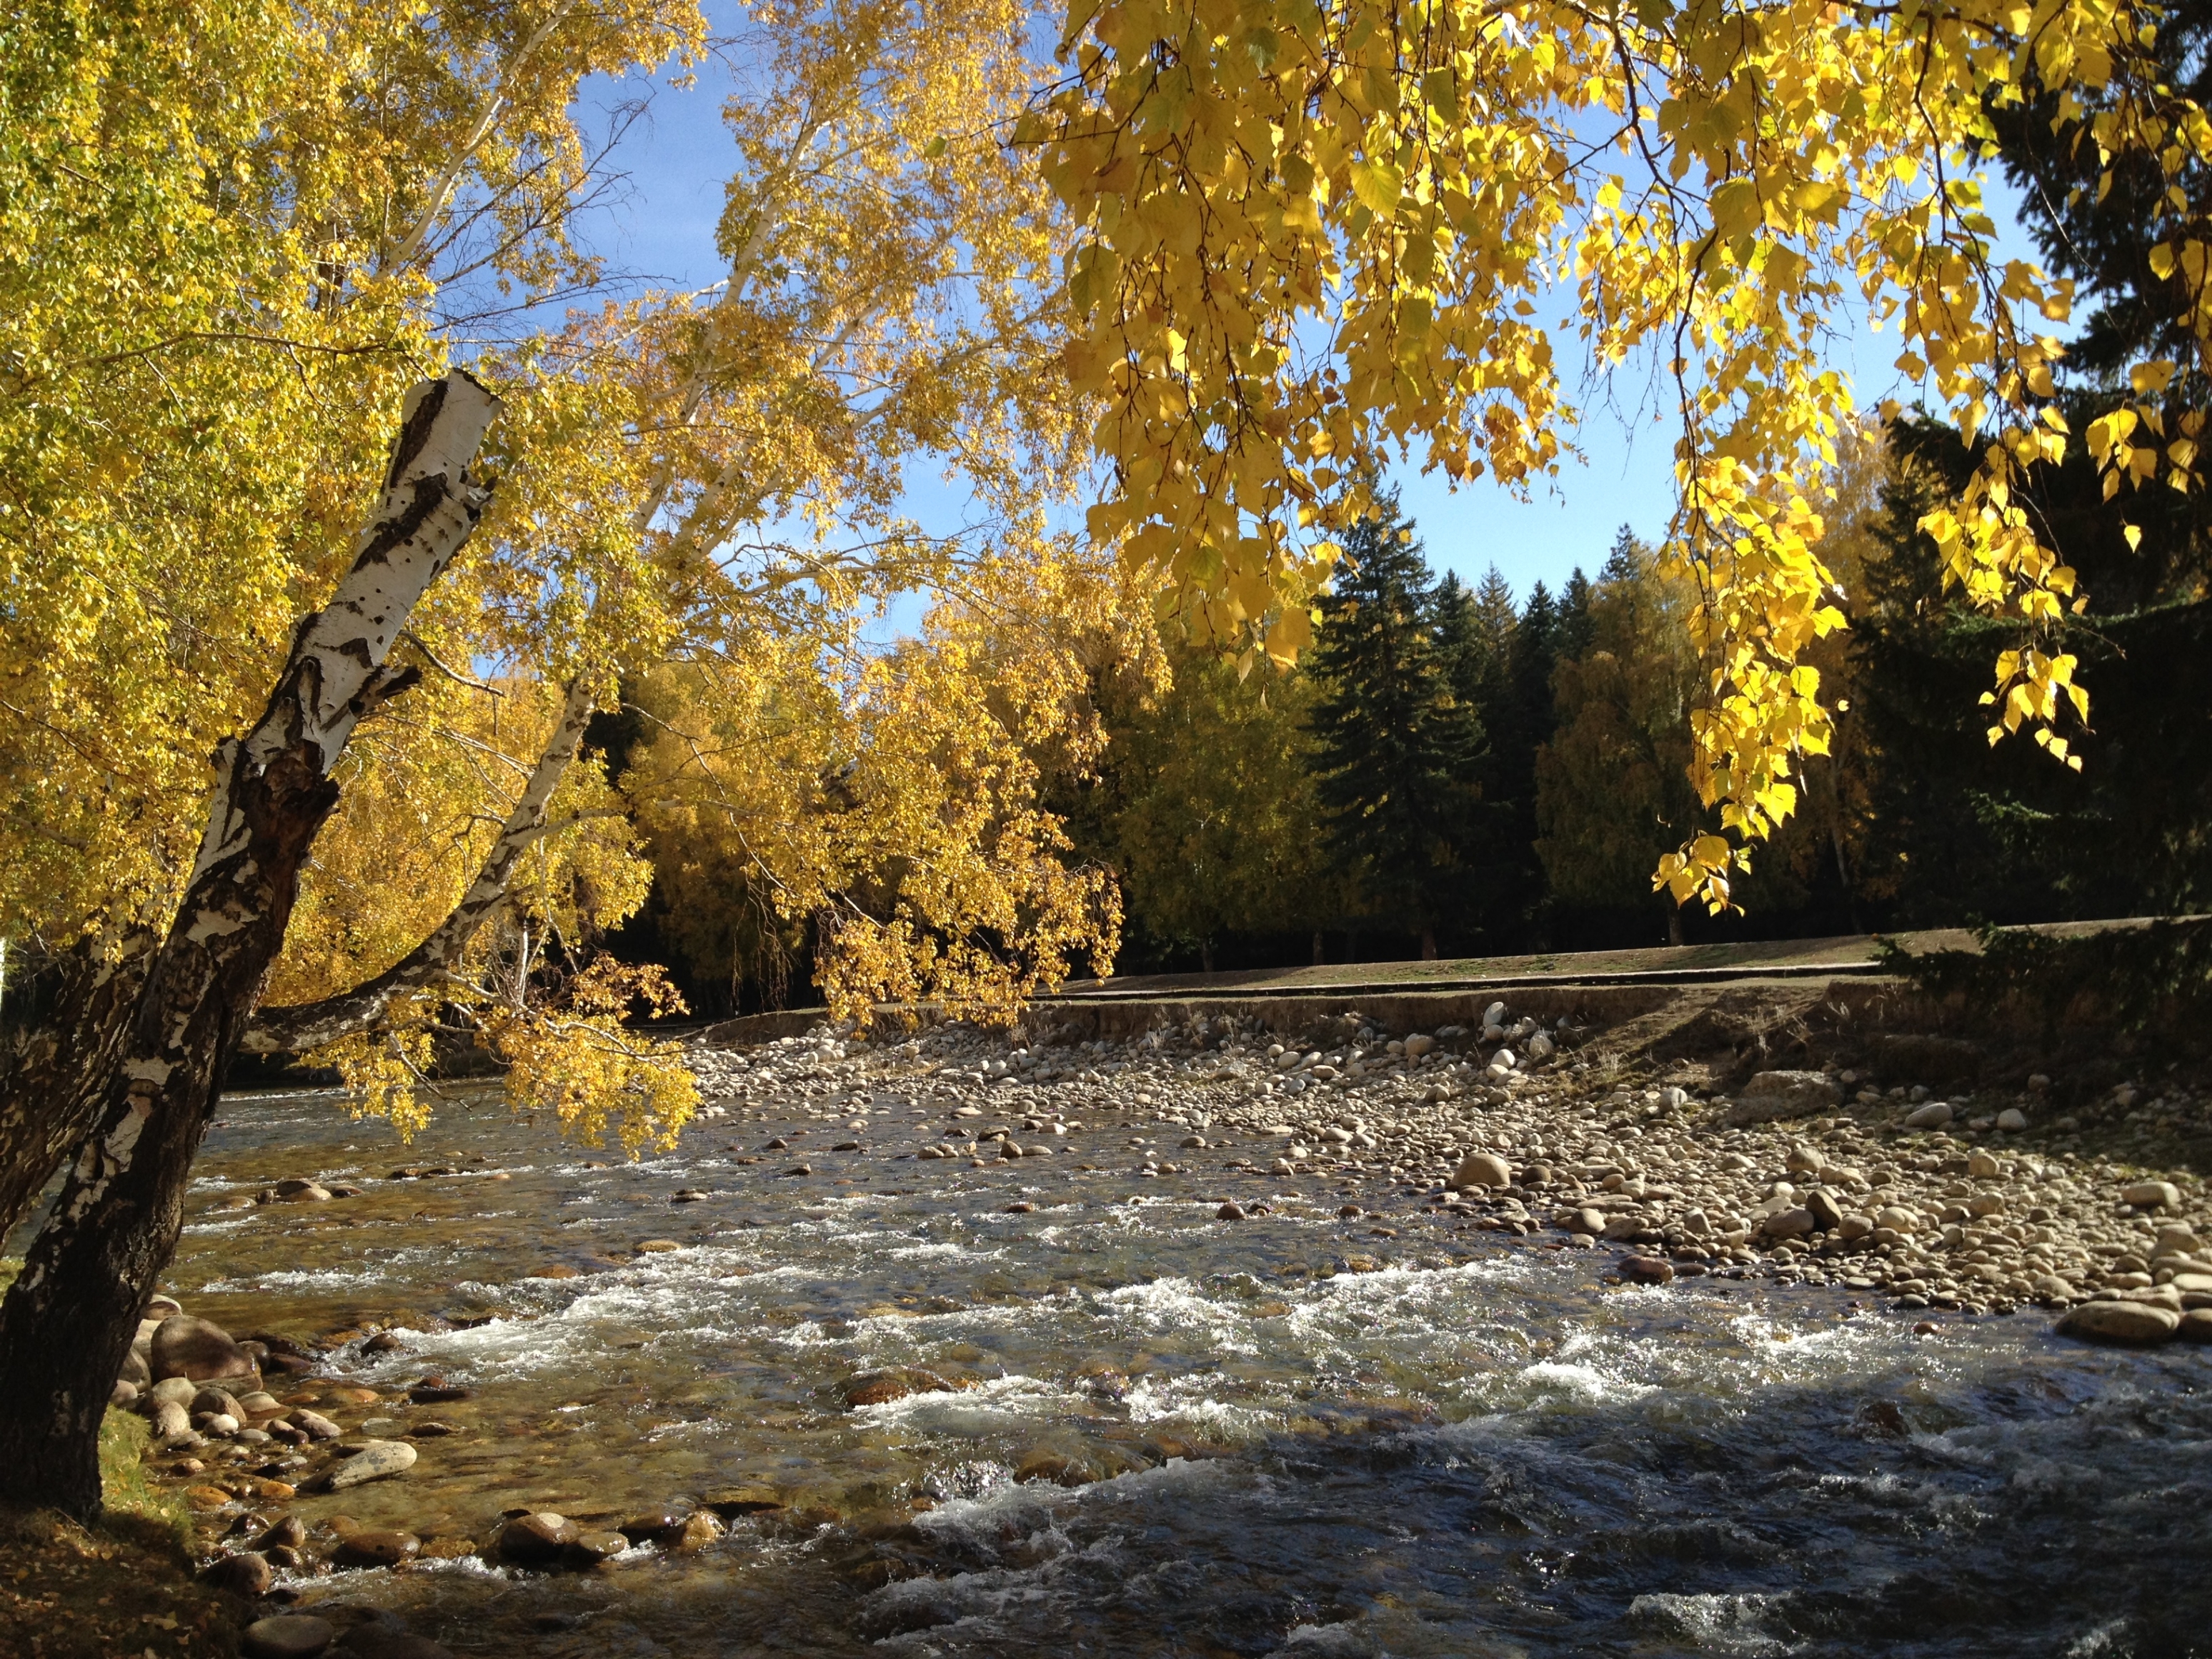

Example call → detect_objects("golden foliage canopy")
1028 0 2203 910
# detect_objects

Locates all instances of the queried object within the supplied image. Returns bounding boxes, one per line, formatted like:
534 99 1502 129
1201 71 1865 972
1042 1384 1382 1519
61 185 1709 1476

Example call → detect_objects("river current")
153 1082 2211 1658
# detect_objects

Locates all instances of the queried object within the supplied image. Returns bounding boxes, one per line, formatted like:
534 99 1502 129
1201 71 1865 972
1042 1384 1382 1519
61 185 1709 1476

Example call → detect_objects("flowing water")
151 1084 2212 1658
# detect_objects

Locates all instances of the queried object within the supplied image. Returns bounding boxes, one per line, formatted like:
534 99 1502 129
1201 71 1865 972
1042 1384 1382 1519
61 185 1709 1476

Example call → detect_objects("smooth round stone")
617 1508 687 1543
2058 1300 2180 1344
498 1511 580 1563
241 1614 336 1658
561 1530 630 1567
324 1439 417 1490
1618 1255 1675 1285
332 1529 420 1569
1451 1152 1512 1190
200 1550 274 1595
667 1510 724 1552
841 1373 913 1408
253 1515 308 1551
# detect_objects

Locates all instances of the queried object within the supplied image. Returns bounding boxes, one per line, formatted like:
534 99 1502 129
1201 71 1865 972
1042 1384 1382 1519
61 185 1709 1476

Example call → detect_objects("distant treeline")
1062 413 2212 977
609 397 2212 1012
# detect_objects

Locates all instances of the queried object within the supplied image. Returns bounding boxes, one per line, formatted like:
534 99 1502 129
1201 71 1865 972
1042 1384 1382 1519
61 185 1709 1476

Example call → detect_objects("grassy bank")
0 1259 247 1658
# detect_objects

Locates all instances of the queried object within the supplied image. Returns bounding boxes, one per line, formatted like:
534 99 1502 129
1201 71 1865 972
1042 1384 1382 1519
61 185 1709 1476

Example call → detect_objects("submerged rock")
332 1627 456 1659
332 1530 420 1570
322 1440 417 1490
241 1615 335 1659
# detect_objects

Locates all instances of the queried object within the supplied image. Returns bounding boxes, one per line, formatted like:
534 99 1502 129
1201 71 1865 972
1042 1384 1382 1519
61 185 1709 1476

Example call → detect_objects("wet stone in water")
497 1512 580 1563
322 1439 417 1490
241 1615 337 1659
332 1530 422 1570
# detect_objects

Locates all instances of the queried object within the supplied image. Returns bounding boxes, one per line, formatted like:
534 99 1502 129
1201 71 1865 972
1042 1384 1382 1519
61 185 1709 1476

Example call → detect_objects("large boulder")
2122 1181 2181 1212
150 1315 256 1385
2056 1300 2179 1345
1727 1071 1843 1125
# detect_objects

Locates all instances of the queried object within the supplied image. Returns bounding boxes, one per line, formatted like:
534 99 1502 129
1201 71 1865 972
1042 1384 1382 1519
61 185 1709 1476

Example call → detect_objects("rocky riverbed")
76 1000 2212 1656
676 1007 2211 1336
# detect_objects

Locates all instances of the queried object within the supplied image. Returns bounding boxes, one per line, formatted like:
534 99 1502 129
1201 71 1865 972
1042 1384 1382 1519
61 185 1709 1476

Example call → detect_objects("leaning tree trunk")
0 372 500 1516
0 928 158 1240
0 676 596 1239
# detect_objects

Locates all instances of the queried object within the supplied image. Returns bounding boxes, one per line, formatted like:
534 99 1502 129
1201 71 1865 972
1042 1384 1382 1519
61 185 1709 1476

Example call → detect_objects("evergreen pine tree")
1463 579 1565 941
1600 523 1642 587
1306 494 1485 957
1558 567 1595 662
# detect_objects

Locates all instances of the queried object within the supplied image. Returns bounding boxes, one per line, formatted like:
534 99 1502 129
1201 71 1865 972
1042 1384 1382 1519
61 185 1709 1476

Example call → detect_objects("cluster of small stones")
111 1296 749 1658
686 1005 2210 1342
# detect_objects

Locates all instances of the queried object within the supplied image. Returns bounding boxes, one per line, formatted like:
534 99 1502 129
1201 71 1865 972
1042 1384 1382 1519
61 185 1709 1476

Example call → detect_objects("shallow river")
155 1085 2212 1658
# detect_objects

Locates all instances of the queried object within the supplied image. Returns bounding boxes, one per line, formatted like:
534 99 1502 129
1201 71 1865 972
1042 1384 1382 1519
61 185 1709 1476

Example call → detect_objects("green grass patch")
99 1405 192 1548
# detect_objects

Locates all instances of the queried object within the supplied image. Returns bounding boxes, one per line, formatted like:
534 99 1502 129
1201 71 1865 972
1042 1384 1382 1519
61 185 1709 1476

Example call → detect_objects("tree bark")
1667 906 1685 948
1420 926 1438 961
0 372 499 1517
0 929 157 1240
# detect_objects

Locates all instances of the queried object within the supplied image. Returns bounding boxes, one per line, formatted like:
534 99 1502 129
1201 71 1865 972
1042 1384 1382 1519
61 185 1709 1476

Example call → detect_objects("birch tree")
0 371 502 1517
238 0 1117 1137
0 0 703 1229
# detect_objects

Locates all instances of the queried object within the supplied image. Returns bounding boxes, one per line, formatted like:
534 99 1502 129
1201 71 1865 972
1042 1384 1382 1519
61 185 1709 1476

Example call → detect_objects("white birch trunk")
0 371 500 1517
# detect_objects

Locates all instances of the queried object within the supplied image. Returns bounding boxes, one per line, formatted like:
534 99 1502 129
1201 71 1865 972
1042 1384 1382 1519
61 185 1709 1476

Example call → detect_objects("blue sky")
567 20 2045 610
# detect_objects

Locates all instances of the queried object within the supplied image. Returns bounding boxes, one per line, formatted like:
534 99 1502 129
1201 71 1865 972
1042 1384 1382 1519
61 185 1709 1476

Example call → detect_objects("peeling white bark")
189 375 501 885
0 371 502 1515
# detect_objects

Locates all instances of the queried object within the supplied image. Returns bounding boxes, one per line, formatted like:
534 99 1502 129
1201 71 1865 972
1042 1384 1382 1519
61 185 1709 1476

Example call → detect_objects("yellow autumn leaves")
14 0 2208 1183
1030 0 2202 911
